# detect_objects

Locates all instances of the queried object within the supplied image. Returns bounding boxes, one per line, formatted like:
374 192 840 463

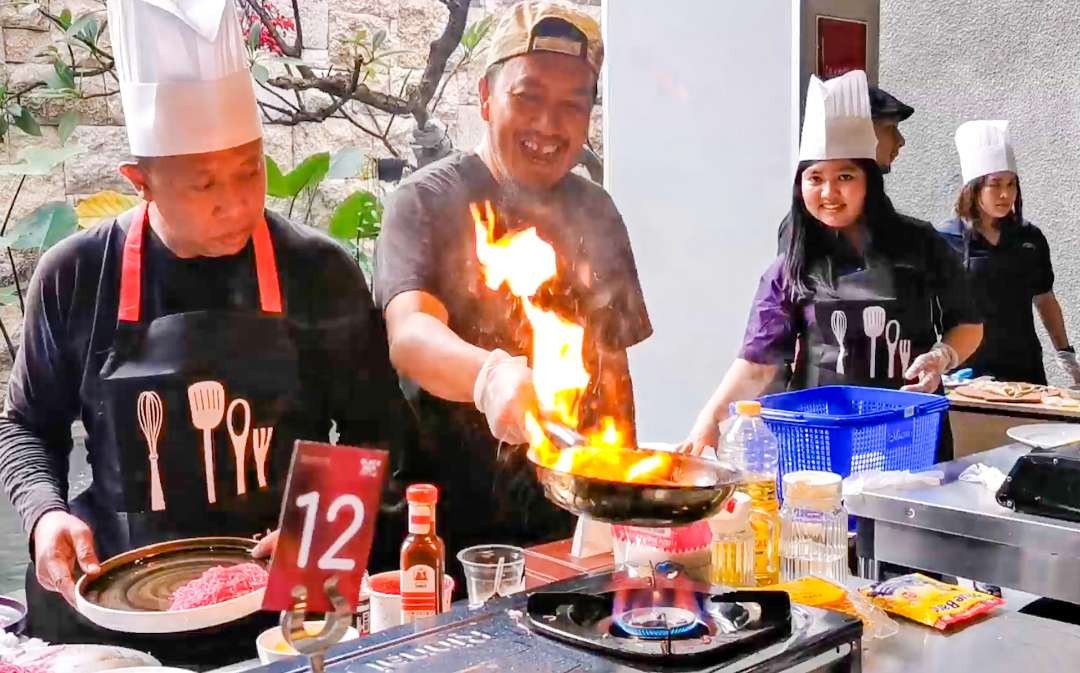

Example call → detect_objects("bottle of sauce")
718 400 781 585
400 483 445 622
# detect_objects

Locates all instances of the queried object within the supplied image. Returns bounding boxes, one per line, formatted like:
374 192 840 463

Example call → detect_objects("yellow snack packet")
859 573 1004 630
761 576 898 639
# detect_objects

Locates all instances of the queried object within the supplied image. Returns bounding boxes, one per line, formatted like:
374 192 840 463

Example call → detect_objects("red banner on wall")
817 16 868 79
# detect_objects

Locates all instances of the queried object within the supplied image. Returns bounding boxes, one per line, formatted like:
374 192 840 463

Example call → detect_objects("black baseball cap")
869 86 914 122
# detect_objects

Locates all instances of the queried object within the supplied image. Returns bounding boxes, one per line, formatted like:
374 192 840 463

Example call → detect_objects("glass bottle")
400 483 446 622
718 400 781 585
709 491 755 587
779 471 848 584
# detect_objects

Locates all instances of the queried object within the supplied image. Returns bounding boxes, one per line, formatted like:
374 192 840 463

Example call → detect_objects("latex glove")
252 528 279 560
32 510 100 606
473 349 536 445
902 342 959 393
1055 349 1080 386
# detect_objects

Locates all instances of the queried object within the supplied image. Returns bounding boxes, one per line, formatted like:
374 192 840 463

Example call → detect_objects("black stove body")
252 570 863 673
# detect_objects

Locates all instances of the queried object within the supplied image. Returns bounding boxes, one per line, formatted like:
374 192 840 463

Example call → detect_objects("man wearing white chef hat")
935 120 1080 388
0 0 412 660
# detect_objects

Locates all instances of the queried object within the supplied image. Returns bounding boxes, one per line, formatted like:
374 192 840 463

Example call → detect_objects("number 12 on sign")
262 441 388 613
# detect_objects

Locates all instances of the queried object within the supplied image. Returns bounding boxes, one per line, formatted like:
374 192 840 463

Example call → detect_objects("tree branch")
267 75 412 115
412 0 469 127
290 0 303 55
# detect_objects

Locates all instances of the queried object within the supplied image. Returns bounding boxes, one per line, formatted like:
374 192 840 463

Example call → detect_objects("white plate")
1007 423 1080 449
10 644 159 672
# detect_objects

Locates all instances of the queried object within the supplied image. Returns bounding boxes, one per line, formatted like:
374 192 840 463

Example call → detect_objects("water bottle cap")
734 401 762 416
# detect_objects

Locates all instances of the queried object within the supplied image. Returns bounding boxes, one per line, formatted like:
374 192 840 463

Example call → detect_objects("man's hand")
252 529 279 560
1055 349 1080 387
473 349 537 445
33 510 100 607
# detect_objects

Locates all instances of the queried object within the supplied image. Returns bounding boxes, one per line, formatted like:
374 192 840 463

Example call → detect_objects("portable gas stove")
251 569 862 673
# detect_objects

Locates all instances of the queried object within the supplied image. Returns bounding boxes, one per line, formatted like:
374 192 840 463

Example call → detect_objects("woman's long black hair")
783 158 904 300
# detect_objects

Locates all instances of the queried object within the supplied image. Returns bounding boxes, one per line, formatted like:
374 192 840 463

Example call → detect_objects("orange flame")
472 201 672 485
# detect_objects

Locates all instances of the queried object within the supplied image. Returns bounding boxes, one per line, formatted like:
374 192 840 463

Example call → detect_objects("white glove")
473 349 535 445
902 342 959 393
1055 349 1080 386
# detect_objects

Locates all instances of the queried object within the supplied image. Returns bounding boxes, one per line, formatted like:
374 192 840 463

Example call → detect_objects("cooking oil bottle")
709 491 754 587
718 400 780 586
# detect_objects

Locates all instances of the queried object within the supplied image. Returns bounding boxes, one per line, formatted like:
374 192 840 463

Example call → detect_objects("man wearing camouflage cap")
375 1 652 560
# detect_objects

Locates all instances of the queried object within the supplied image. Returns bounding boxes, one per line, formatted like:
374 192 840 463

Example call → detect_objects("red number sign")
817 16 868 79
262 441 388 613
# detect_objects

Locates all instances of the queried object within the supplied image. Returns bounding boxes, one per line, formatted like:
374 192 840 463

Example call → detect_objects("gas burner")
526 581 795 664
612 606 703 640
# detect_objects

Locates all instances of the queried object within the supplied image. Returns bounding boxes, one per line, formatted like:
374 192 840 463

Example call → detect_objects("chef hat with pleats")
798 70 878 162
955 120 1016 185
107 0 262 157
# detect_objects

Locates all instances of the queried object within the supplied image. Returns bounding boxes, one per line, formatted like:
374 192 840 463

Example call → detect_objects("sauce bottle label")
401 564 438 620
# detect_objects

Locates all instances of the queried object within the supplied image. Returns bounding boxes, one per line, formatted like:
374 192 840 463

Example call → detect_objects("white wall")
878 0 1080 386
604 2 799 442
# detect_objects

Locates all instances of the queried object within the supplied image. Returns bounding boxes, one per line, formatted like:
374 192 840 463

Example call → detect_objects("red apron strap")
251 217 283 314
117 202 149 323
117 207 283 323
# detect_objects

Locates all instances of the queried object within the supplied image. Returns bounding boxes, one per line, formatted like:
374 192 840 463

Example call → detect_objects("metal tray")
75 536 266 634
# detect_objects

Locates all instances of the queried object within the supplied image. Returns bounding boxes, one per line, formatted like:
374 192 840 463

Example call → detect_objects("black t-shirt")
373 152 651 548
0 210 412 565
935 217 1053 382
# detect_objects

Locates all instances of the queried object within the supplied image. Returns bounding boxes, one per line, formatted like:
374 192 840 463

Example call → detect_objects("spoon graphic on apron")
885 320 901 379
863 306 887 379
188 381 226 504
137 391 165 512
227 399 251 496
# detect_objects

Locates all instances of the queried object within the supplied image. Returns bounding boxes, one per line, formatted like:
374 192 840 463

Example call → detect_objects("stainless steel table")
847 443 1080 602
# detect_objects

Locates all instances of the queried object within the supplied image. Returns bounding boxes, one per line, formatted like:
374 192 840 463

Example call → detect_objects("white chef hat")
108 0 262 157
798 70 878 162
955 120 1016 185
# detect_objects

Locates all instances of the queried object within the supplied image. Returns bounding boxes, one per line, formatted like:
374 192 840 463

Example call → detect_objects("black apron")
791 253 953 462
959 226 1046 385
27 205 298 666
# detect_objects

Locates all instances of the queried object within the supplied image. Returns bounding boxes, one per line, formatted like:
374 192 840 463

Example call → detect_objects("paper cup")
256 620 359 664
368 571 454 633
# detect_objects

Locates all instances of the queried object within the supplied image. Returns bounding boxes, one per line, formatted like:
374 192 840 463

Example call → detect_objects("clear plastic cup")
456 545 526 608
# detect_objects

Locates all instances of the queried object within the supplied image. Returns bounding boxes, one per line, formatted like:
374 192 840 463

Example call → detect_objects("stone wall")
0 0 603 228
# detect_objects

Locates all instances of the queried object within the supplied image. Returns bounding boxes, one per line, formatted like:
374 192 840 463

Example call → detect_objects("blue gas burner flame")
613 606 700 640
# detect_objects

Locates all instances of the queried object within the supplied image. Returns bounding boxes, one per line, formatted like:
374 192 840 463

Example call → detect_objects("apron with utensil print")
96 203 303 551
793 256 939 390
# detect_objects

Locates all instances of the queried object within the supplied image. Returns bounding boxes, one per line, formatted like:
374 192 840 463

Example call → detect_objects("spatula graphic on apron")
863 306 886 379
188 381 226 504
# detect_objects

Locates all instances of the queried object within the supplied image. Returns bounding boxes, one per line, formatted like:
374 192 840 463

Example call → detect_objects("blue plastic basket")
757 385 949 481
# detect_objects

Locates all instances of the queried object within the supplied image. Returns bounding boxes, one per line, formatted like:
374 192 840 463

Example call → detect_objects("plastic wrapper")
859 573 1004 630
761 576 898 639
842 470 944 497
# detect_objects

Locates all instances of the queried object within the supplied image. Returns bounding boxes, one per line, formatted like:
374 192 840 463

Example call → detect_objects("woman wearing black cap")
935 120 1080 387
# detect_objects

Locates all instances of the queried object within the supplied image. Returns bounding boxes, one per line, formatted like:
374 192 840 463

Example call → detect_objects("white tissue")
843 470 944 497
959 463 1007 492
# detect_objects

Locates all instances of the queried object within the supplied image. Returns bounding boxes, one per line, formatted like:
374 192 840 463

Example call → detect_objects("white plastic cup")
456 545 526 609
367 570 454 633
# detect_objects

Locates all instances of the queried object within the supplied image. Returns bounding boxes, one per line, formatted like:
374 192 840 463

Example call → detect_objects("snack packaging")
859 573 1004 630
763 576 897 639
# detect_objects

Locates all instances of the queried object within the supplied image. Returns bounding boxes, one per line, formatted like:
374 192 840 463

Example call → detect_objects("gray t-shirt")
373 152 651 552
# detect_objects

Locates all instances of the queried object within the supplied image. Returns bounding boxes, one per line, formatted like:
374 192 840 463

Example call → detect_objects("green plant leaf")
11 106 41 137
248 22 262 51
0 286 19 307
461 15 495 54
328 147 365 180
251 63 270 84
66 13 98 41
58 110 79 145
269 55 307 67
329 190 382 241
45 61 76 91
0 144 86 176
58 8 72 29
371 28 386 51
0 116 8 138
266 152 331 199
4 201 78 250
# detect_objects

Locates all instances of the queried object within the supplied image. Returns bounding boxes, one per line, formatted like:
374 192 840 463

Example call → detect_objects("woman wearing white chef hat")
686 70 983 458
934 121 1080 387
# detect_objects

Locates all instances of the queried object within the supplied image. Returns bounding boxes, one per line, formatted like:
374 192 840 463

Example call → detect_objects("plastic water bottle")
718 400 780 585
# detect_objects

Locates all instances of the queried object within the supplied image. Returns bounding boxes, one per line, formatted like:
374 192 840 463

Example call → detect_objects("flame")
472 201 672 485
